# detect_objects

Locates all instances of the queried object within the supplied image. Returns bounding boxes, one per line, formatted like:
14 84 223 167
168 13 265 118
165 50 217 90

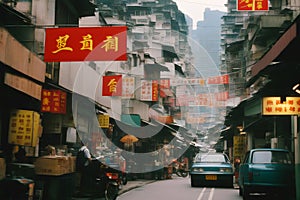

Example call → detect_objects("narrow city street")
1 0 300 199
118 177 241 200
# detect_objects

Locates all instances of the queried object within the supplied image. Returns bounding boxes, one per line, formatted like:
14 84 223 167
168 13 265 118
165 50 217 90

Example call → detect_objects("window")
252 151 272 163
252 150 292 164
195 154 227 163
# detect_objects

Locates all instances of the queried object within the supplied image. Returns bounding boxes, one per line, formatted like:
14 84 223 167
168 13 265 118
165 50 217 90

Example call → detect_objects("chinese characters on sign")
262 97 300 115
237 0 269 11
170 75 229 86
41 89 67 114
44 26 127 62
98 114 110 128
8 110 40 147
102 75 122 96
122 76 135 99
207 74 229 84
140 80 158 101
234 135 246 158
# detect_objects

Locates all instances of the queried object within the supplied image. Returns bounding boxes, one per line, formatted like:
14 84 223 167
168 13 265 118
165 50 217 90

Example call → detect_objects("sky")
173 0 227 29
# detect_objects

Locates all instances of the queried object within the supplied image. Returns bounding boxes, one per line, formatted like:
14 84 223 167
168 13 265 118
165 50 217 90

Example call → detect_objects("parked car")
190 152 233 188
238 148 295 200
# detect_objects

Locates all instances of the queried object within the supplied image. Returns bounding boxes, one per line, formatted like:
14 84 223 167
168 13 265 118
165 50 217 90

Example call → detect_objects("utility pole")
292 115 299 199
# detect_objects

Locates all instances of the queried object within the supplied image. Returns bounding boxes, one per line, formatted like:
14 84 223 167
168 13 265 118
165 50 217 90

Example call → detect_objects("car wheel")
242 186 250 200
239 186 243 196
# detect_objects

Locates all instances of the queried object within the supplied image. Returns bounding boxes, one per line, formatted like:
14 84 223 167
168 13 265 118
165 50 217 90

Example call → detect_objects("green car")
238 148 295 200
190 152 233 188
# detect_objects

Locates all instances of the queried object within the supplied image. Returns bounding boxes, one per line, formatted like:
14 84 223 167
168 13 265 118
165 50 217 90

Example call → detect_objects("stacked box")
69 156 76 173
35 156 71 176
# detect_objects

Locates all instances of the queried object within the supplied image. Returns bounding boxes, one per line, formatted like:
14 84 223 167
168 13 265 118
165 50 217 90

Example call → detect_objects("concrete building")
221 0 300 198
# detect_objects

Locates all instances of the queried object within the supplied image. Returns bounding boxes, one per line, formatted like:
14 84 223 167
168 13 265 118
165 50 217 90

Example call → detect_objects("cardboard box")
0 158 6 180
69 156 76 173
34 156 71 176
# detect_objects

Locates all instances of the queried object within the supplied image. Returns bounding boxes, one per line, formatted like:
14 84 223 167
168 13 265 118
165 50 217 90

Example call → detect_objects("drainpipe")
292 115 299 199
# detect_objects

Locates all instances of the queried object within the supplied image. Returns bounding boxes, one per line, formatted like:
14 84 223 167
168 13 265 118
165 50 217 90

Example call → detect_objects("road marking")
197 188 215 200
208 188 215 200
197 187 206 200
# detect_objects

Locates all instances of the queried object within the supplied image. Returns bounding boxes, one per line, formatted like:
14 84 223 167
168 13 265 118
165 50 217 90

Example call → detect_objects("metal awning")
144 63 169 72
162 45 179 59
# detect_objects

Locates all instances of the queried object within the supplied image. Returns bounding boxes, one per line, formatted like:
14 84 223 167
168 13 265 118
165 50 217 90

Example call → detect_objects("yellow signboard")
262 97 300 115
8 110 40 147
98 114 110 128
233 135 246 158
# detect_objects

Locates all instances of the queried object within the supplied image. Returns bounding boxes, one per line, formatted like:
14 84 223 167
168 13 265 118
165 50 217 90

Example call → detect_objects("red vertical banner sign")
51 90 61 113
41 89 52 112
207 74 229 84
41 89 67 114
237 0 268 11
44 26 127 62
102 75 122 96
222 74 229 84
51 90 67 114
152 80 159 101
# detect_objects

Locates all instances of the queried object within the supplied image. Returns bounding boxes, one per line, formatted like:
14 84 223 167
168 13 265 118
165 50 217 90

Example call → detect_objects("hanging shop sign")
44 26 127 62
262 97 300 115
170 75 228 86
159 79 171 98
207 74 229 84
122 76 135 99
176 92 229 107
41 89 67 114
102 75 122 96
237 0 269 11
170 78 207 86
233 135 247 159
140 80 158 101
98 114 110 128
160 79 170 89
8 110 40 147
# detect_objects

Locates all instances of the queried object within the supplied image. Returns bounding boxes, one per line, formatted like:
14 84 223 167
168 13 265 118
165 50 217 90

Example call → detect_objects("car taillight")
106 172 119 180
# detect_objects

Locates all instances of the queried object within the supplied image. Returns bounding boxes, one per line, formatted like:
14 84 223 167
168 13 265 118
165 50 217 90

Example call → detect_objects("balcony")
249 14 292 45
259 15 291 29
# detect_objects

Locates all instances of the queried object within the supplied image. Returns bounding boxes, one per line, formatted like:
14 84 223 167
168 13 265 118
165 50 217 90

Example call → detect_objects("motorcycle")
82 159 120 200
171 159 189 178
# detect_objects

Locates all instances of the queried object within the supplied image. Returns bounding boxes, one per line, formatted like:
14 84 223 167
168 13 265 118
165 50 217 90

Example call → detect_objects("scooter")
171 159 189 178
82 159 119 200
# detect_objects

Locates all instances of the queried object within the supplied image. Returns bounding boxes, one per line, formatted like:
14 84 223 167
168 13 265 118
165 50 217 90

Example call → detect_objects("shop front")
0 27 46 199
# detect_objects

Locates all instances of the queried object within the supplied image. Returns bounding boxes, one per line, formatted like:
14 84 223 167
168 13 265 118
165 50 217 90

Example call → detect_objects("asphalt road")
118 176 242 200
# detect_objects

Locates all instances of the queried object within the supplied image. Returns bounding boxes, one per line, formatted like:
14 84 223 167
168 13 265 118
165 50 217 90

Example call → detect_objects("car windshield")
195 154 227 163
252 151 292 164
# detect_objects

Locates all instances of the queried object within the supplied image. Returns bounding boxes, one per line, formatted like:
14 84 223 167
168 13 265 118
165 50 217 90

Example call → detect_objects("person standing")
76 141 93 194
